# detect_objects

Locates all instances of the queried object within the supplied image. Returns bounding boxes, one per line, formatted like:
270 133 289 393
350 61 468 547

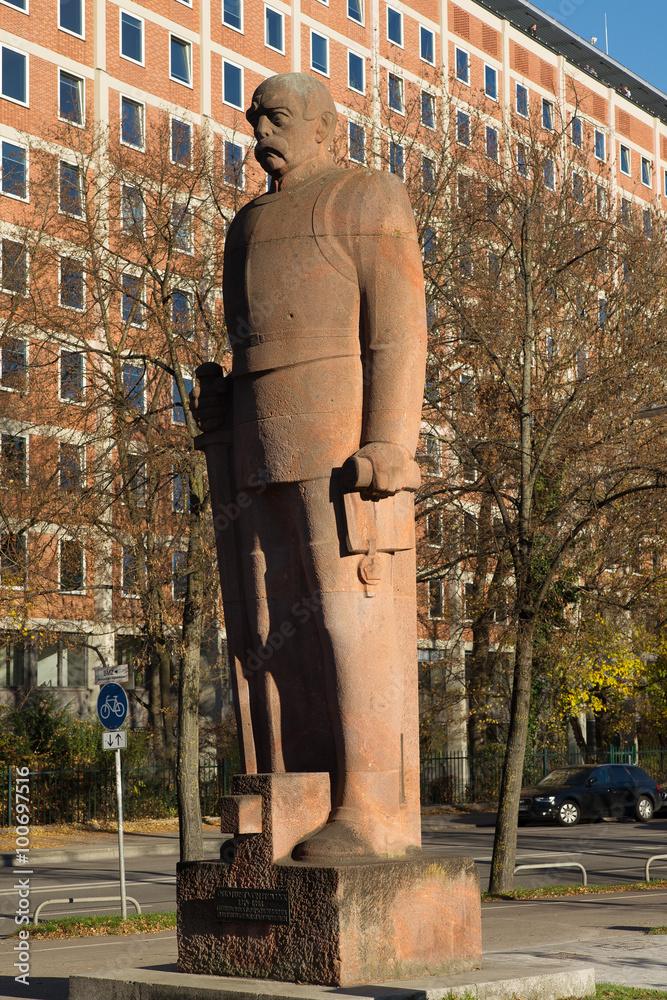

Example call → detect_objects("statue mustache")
255 139 287 160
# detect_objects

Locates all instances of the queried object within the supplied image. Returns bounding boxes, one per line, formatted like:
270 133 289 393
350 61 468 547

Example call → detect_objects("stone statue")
193 72 427 861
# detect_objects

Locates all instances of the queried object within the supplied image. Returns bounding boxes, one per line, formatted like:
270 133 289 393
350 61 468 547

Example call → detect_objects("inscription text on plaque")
215 887 291 925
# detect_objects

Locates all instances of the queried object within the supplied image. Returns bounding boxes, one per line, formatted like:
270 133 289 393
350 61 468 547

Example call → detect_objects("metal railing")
514 861 587 886
33 895 142 924
645 854 667 881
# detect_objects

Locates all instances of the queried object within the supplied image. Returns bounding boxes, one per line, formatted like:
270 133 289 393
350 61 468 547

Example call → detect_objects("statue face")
248 84 322 181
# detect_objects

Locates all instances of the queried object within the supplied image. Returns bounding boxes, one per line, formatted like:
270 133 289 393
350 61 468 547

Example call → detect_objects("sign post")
97 682 129 920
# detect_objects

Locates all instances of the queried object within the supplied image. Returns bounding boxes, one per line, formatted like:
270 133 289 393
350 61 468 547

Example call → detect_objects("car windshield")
538 768 589 787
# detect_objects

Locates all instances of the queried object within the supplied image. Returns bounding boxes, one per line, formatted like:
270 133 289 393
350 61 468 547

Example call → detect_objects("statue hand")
190 364 230 433
346 443 415 499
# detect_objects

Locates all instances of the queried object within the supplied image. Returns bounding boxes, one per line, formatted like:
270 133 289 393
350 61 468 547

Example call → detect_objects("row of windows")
346 122 436 192
0 531 189 601
0 634 88 688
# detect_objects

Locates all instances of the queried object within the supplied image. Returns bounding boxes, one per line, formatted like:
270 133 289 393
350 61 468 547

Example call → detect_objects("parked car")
518 763 661 827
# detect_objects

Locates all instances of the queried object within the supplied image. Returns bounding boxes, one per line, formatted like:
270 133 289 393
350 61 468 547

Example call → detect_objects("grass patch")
647 926 667 934
483 879 667 901
591 985 667 1000
13 911 176 939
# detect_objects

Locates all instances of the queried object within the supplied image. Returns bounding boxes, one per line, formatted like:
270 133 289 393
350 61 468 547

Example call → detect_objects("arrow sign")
95 663 129 686
97 682 129 730
102 730 127 750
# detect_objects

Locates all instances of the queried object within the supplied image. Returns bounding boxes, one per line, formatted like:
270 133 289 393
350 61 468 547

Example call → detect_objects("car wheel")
557 800 580 826
635 795 654 823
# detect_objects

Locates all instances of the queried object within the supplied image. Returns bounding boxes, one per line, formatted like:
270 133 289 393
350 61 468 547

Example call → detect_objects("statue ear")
316 111 335 144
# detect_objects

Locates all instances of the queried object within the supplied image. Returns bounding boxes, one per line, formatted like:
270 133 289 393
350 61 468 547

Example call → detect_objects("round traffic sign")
96 682 129 730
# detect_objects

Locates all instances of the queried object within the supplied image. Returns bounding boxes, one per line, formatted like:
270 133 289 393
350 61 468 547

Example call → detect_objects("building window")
172 202 192 252
542 98 554 130
1 337 27 391
2 239 27 293
572 171 584 204
2 0 27 10
421 91 435 129
121 97 143 148
121 184 144 236
60 257 84 309
517 142 527 177
59 71 84 125
425 511 443 547
464 582 474 622
455 47 469 85
389 141 404 179
456 110 470 146
172 470 190 512
576 349 587 380
420 26 435 65
349 122 365 164
122 547 138 595
173 551 188 600
1 45 28 106
310 31 329 76
594 129 605 161
621 197 632 228
120 10 143 64
224 140 244 187
641 157 652 187
124 455 147 507
59 442 83 492
59 161 83 216
571 116 582 148
485 126 498 161
387 7 402 46
598 297 607 328
423 433 442 474
60 0 83 36
172 375 193 424
0 533 26 587
348 51 364 94
223 0 242 31
170 36 192 86
347 0 363 23
172 290 193 337
123 361 145 410
422 156 435 193
388 73 403 113
620 144 630 175
1 639 25 688
223 59 243 109
60 350 84 402
484 65 498 100
265 6 284 53
596 183 607 216
37 635 86 687
516 83 528 117
428 580 445 619
543 157 555 190
171 119 192 166
1 140 27 199
643 208 652 238
121 276 144 327
2 433 27 485
423 227 436 261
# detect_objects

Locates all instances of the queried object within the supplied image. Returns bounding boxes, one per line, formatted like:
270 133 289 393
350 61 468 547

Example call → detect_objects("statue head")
246 73 338 182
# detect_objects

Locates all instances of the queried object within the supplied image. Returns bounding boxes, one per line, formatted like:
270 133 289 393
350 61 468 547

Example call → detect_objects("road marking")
0 876 175 897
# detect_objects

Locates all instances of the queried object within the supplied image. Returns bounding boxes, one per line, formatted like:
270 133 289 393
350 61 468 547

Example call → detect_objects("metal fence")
1 759 233 827
420 746 667 806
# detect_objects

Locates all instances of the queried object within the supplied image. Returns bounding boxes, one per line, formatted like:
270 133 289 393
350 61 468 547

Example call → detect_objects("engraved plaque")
215 887 290 924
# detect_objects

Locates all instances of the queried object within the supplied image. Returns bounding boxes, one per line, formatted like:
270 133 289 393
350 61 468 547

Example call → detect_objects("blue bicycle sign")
97 682 128 730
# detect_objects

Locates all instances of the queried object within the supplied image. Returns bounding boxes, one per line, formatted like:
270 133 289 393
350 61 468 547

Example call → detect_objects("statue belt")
233 335 361 375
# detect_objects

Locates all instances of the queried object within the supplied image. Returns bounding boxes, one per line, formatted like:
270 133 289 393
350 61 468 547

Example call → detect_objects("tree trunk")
148 656 166 759
158 645 175 760
176 457 206 862
488 620 535 893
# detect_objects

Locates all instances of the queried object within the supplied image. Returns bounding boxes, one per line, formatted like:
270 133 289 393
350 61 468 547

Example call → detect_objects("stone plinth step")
69 962 595 1000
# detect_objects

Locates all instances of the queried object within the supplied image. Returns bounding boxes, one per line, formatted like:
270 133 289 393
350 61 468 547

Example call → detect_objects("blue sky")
529 0 667 95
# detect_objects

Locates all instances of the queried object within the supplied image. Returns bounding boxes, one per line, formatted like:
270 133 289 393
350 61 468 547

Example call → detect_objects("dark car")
518 763 661 827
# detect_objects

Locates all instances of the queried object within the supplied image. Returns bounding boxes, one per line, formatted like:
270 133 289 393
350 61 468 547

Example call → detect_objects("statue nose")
256 116 271 138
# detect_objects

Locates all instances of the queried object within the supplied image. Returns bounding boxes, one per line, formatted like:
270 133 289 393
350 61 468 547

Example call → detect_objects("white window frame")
484 64 498 101
456 109 470 147
120 94 145 150
664 169 667 198
59 160 83 217
58 442 86 492
485 125 499 162
1 431 29 487
0 529 28 590
58 69 85 127
59 255 86 311
222 58 244 110
620 143 631 176
348 120 365 164
171 290 194 342
170 115 192 167
420 25 435 66
389 140 404 179
121 546 139 597
515 82 528 118
0 336 28 393
310 30 330 78
264 5 285 54
594 129 606 162
641 156 652 188
571 116 583 148
455 46 469 86
542 98 554 131
386 6 403 48
347 50 365 95
121 275 145 329
222 0 243 33
172 200 193 253
388 72 404 115
0 0 28 14
119 9 144 67
428 579 445 619
543 157 555 190
1 238 29 295
421 90 435 130
224 139 245 189
516 142 528 177
58 0 85 40
174 0 193 5
1 44 29 107
346 0 362 25
121 183 144 236
169 33 193 88
59 348 86 404
0 137 29 202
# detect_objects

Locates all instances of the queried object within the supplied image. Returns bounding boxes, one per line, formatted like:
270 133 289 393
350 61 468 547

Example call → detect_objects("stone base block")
177 853 482 987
